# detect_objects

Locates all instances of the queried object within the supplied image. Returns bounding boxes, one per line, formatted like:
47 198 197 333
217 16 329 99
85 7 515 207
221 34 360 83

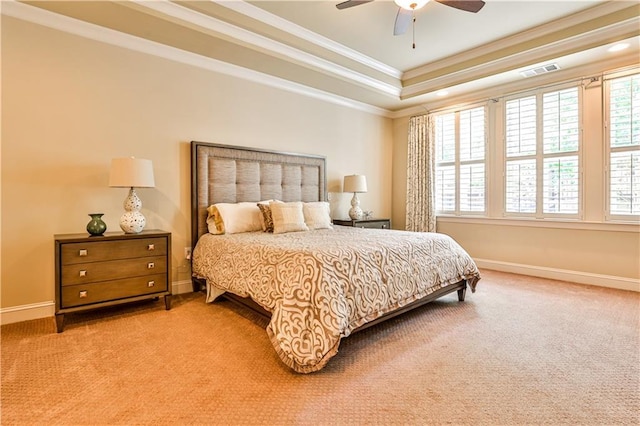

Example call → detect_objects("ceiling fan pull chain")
412 13 416 49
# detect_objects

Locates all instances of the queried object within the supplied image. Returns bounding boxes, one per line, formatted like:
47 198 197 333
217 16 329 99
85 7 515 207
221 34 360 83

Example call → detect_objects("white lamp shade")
394 0 430 10
344 175 367 193
109 157 155 188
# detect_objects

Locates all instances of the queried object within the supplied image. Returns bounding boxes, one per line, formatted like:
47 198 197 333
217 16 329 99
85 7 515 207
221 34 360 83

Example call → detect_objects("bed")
190 141 480 373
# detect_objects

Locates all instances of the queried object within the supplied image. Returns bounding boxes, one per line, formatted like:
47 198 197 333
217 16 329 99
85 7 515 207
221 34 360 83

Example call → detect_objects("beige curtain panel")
406 114 436 233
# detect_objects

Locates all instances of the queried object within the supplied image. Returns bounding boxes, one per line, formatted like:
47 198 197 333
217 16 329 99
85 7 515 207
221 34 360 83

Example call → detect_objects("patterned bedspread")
192 226 480 373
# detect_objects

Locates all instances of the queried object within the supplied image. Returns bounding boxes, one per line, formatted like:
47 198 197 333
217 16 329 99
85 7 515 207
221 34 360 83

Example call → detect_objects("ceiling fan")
336 1 485 41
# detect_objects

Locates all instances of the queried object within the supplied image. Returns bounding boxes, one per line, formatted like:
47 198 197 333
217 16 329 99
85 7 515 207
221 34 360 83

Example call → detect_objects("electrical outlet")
184 247 192 260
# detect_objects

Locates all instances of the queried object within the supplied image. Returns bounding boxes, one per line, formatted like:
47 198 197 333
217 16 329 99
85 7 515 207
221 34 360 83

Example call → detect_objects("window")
435 106 486 214
606 73 640 218
504 86 581 217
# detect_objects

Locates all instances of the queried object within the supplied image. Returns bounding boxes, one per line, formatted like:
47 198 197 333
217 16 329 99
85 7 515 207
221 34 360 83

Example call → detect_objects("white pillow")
214 202 263 234
303 202 333 230
270 201 309 234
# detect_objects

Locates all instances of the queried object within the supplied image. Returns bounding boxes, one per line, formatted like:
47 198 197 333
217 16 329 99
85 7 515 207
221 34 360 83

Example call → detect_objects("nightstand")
333 218 391 229
54 229 172 332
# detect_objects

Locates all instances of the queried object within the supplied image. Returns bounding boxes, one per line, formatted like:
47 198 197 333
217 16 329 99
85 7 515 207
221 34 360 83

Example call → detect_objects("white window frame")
434 103 488 216
604 69 640 222
503 82 583 220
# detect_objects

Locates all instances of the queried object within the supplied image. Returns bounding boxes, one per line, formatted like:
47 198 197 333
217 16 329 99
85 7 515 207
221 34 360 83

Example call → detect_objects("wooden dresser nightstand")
54 229 172 332
333 218 391 230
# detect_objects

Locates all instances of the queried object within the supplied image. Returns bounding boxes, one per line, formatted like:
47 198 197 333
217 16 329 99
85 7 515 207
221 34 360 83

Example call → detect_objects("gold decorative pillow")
270 201 309 234
206 205 225 235
257 203 275 233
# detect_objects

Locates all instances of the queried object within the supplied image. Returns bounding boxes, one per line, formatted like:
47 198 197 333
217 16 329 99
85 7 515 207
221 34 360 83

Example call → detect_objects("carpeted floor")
2 269 639 425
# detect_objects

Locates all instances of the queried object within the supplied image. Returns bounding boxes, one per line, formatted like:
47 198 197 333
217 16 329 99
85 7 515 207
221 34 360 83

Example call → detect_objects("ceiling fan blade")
394 8 412 36
336 0 374 10
435 0 486 13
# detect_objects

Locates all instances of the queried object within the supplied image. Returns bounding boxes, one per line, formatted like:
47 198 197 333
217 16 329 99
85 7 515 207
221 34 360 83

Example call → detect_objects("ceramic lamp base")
348 193 363 220
120 188 146 233
120 211 146 233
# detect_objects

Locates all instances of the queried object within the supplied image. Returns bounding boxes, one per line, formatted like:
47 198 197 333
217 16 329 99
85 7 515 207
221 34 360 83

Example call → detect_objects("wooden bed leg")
457 287 467 302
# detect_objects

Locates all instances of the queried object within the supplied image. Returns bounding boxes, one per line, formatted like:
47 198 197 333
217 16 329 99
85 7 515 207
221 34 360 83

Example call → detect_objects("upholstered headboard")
190 141 327 246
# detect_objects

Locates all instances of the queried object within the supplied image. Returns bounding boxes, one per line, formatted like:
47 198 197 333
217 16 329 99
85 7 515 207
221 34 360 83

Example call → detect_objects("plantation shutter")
505 87 581 217
505 96 536 213
542 88 580 214
459 107 485 212
609 74 640 215
435 113 455 212
434 106 486 215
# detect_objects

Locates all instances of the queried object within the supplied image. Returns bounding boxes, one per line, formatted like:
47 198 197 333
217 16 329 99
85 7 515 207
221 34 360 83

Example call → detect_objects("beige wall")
435 221 639 279
0 17 393 309
391 71 640 285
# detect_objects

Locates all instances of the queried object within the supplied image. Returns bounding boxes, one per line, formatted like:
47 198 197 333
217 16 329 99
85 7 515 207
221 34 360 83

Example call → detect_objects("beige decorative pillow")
214 202 263 234
206 205 225 235
270 201 309 234
303 202 333 230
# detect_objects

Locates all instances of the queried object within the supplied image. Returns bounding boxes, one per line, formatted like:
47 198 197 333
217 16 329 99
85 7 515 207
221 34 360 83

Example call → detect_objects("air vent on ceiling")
520 63 561 78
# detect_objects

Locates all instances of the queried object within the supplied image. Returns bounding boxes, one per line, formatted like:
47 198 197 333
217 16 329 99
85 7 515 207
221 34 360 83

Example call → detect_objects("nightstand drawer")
60 237 166 265
333 219 391 229
61 274 168 308
60 256 167 286
355 220 390 229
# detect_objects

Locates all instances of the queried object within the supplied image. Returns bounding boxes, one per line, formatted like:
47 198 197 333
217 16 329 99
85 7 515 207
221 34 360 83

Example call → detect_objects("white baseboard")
0 301 55 326
0 280 196 326
475 258 640 292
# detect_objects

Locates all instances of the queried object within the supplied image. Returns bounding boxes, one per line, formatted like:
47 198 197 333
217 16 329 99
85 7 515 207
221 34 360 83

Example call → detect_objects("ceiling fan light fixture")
394 0 430 11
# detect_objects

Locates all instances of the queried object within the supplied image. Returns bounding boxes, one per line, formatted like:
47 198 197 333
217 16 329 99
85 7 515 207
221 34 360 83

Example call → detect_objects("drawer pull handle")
79 290 88 298
79 270 87 277
79 249 88 257
147 262 155 269
147 281 155 288
147 244 155 251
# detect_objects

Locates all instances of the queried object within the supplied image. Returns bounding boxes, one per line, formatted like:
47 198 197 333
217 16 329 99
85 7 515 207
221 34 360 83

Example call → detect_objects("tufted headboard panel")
191 141 327 246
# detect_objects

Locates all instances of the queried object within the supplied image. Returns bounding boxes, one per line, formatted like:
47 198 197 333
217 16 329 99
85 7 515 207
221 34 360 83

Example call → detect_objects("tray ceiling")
7 0 640 115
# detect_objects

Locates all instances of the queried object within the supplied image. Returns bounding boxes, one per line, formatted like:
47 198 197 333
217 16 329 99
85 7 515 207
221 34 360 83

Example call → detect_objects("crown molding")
391 52 640 119
401 15 640 100
217 0 403 80
402 1 638 86
403 1 639 82
131 0 400 97
2 0 393 118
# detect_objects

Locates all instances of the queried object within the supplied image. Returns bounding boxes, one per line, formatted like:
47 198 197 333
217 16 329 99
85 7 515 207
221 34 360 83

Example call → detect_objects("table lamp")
109 157 155 233
343 174 367 220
